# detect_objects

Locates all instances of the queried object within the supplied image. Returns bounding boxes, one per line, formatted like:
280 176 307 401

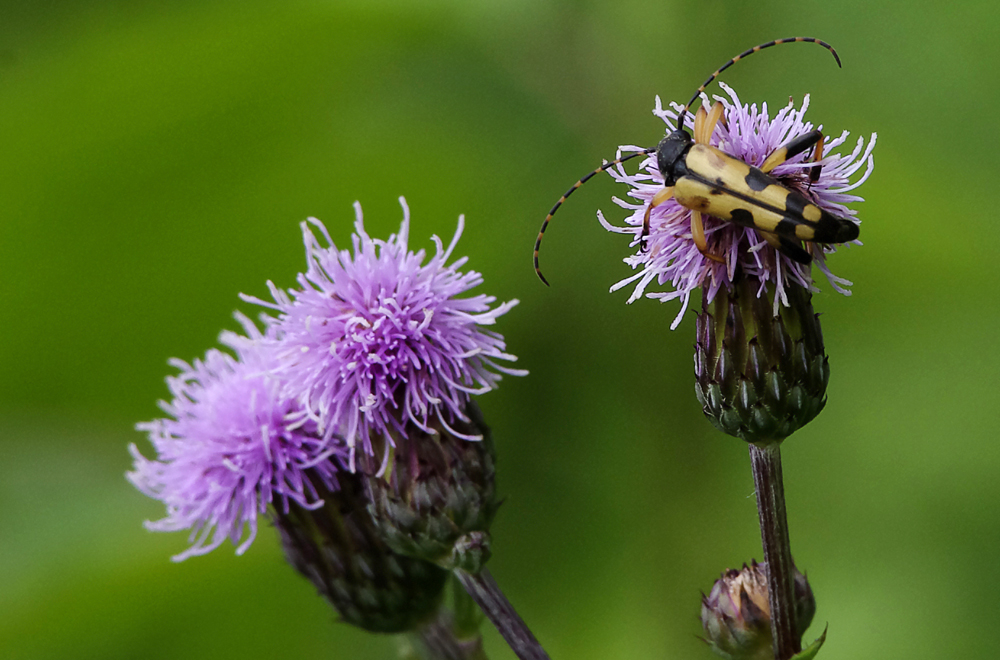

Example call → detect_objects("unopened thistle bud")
366 400 499 573
694 276 828 444
274 470 449 634
701 560 815 660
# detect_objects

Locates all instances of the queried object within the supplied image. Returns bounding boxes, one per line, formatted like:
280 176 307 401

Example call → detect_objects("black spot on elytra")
784 192 808 218
776 219 798 236
730 208 755 228
744 168 773 192
691 196 710 211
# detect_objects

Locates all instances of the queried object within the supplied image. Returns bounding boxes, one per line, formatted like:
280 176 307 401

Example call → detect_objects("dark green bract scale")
273 472 448 633
694 276 829 444
366 401 499 574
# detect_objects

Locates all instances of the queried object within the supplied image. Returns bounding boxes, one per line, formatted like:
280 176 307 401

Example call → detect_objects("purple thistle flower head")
128 314 345 561
244 198 526 466
599 83 877 329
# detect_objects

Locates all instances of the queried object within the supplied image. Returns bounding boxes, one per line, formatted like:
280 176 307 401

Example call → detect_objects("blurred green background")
2 0 997 658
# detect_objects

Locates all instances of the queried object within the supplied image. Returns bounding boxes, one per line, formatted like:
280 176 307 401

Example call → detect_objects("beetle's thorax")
656 129 694 186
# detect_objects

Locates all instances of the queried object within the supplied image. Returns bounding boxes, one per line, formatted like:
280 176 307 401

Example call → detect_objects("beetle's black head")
655 129 693 186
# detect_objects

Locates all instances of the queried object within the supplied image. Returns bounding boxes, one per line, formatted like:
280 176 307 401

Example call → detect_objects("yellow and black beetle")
533 37 860 286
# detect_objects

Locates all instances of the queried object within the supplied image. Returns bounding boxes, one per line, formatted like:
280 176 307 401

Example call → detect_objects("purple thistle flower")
598 83 877 329
244 198 525 466
128 314 345 561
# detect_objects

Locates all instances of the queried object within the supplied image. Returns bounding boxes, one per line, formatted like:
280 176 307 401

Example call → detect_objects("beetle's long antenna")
534 149 654 286
674 38 841 133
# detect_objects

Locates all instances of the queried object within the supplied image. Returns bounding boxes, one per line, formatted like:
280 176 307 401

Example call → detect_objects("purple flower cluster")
244 198 525 466
130 199 522 559
599 84 877 328
128 314 343 561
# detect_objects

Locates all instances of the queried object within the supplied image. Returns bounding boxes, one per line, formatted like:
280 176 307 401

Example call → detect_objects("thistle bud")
366 401 499 573
694 275 829 444
701 560 815 660
273 470 448 634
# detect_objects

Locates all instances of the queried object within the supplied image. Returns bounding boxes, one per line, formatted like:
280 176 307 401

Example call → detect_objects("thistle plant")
245 200 545 658
127 36 875 660
130 200 547 660
596 82 875 659
243 202 511 574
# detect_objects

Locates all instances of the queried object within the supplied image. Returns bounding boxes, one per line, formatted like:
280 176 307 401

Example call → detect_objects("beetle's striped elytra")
534 37 859 285
674 144 859 244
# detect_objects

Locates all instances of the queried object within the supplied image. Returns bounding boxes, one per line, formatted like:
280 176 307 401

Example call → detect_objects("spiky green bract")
790 628 828 660
366 401 498 573
701 560 815 660
273 469 447 633
694 275 828 444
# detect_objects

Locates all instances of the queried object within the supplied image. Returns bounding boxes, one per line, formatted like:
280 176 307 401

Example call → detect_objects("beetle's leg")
761 129 824 174
693 103 725 145
704 102 725 144
693 105 707 144
778 236 813 264
761 231 783 251
808 134 826 184
761 230 812 264
640 186 674 249
691 210 725 263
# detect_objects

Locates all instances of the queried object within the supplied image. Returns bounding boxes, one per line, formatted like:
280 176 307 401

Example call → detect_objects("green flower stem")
414 612 488 660
454 568 551 660
452 573 485 641
749 443 800 660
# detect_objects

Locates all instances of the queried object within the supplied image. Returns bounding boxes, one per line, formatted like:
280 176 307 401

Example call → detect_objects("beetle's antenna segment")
674 37 841 133
534 149 654 285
